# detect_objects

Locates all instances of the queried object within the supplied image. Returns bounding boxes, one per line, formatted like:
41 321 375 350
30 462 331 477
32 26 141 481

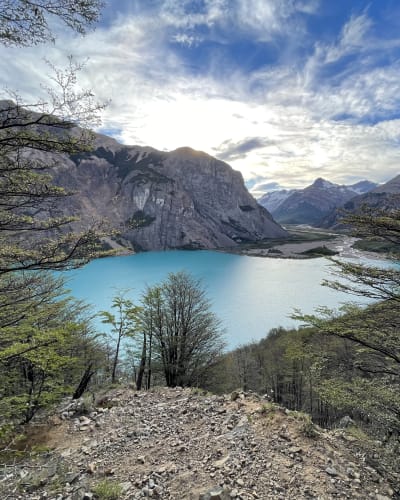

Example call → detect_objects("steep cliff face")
52 135 286 251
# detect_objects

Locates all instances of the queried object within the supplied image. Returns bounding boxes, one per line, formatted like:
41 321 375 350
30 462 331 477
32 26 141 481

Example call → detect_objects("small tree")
0 0 107 392
0 0 106 278
294 207 400 435
134 288 159 390
99 293 140 384
0 274 106 426
141 272 225 387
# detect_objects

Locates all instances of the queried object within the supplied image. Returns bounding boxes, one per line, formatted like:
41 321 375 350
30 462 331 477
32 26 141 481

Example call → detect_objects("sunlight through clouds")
1 0 400 193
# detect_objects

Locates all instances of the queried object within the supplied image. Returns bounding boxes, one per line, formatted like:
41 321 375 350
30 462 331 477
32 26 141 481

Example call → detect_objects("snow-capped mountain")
258 178 377 226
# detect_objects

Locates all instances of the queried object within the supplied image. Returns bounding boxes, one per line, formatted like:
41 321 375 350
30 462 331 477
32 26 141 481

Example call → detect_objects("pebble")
326 466 338 476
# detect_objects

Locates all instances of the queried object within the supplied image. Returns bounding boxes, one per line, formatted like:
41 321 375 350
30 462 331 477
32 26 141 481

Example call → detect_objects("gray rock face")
52 136 287 251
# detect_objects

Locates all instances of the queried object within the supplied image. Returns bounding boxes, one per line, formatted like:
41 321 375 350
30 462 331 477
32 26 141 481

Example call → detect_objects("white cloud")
0 2 399 193
325 12 372 63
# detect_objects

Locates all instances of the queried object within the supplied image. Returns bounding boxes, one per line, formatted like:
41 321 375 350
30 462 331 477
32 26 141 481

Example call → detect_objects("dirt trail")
0 387 394 499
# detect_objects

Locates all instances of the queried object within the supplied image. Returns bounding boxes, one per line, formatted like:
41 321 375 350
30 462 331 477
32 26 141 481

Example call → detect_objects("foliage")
0 61 107 277
0 0 107 438
92 479 122 500
293 208 400 437
139 272 225 387
299 246 338 257
0 0 104 47
126 210 156 229
0 273 107 429
99 293 140 384
352 238 398 255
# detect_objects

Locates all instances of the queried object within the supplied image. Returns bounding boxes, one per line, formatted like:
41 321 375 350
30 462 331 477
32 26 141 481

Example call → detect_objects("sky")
1 0 400 196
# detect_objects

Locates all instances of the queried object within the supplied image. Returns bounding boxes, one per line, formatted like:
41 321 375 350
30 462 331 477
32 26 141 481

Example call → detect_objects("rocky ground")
0 387 395 500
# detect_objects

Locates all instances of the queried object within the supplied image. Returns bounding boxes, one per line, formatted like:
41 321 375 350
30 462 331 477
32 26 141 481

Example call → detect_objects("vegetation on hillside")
0 0 108 438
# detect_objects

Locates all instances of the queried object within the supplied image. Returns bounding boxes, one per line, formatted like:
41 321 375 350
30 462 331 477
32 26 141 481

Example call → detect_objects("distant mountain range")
322 174 400 228
258 178 378 226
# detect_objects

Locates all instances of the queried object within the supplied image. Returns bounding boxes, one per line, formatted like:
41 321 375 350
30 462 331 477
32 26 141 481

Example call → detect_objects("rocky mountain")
258 189 296 213
323 174 400 229
2 386 395 499
50 134 287 251
349 180 379 195
258 178 377 226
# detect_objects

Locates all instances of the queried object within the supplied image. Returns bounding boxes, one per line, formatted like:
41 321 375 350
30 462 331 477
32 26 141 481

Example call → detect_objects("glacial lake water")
64 250 357 349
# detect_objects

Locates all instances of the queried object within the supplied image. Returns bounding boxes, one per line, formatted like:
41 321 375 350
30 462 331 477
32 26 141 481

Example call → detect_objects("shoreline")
222 235 389 261
105 233 388 262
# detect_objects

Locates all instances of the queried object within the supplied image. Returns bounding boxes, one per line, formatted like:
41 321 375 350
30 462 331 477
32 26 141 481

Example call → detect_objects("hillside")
259 178 376 226
323 174 400 229
47 134 287 252
0 387 394 499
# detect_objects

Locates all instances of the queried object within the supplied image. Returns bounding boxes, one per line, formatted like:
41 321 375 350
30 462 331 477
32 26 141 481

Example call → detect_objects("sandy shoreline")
227 235 386 261
106 233 387 262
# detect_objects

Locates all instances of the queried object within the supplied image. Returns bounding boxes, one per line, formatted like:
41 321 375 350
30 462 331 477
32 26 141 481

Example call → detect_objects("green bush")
92 480 122 500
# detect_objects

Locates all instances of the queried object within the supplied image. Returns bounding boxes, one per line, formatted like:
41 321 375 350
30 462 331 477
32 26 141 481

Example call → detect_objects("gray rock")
79 416 91 425
338 416 355 428
153 485 163 497
230 391 240 401
66 472 80 484
199 487 230 500
120 481 132 493
326 467 338 477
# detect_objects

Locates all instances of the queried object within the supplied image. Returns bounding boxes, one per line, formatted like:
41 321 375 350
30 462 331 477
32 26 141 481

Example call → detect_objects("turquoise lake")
65 250 355 349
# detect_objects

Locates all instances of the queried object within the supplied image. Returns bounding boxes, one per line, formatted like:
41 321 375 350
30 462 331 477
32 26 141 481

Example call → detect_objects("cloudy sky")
2 0 400 195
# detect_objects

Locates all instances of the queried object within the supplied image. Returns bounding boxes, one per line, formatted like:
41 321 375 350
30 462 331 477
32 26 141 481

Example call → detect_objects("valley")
2 1 400 498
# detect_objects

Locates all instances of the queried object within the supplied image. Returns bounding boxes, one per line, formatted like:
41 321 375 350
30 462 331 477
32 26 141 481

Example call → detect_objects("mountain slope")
349 180 378 195
269 178 362 225
51 135 287 251
258 189 295 213
323 174 400 229
258 178 377 226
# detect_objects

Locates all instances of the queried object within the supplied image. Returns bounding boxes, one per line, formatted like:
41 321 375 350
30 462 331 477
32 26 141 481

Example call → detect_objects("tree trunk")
146 330 153 390
111 334 122 384
136 333 147 390
73 363 94 399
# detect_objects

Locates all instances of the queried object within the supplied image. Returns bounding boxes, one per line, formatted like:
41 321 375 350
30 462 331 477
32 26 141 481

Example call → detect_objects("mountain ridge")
48 132 287 251
322 174 400 228
259 178 378 226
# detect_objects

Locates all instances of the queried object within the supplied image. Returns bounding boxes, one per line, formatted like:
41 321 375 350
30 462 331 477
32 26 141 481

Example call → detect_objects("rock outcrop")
50 135 286 251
